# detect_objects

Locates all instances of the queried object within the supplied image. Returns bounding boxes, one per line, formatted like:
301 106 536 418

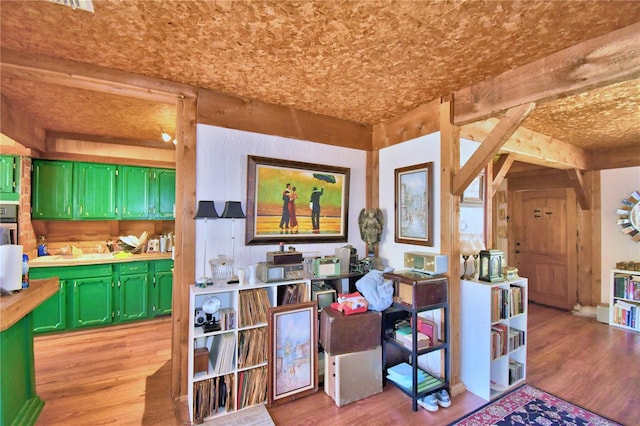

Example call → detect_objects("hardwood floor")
33 304 640 425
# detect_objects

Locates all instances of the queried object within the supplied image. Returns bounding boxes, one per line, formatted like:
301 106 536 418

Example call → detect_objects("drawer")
119 261 149 275
153 259 174 273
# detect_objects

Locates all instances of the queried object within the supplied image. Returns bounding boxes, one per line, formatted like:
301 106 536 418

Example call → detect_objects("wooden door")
508 188 577 310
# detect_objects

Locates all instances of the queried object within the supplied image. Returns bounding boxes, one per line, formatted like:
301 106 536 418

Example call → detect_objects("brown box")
320 307 381 355
266 251 303 265
324 346 382 406
386 271 447 308
194 347 209 374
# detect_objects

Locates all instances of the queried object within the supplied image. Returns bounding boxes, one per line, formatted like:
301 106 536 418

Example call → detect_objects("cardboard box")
194 347 209 374
324 346 382 406
320 307 381 355
388 272 447 308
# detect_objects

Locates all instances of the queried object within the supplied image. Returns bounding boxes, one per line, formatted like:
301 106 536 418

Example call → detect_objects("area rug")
202 404 275 426
449 384 622 426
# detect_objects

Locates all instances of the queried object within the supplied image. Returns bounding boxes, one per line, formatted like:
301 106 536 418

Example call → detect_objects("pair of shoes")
417 393 439 412
435 389 451 408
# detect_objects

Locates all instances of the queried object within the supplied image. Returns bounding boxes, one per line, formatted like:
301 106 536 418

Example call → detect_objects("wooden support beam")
0 94 45 151
567 169 591 210
46 131 176 151
454 103 535 196
372 98 441 150
461 118 591 170
453 22 640 125
197 87 371 150
491 154 515 197
591 146 640 170
0 48 197 104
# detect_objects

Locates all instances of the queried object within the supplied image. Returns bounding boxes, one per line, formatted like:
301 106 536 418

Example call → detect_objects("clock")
478 250 505 282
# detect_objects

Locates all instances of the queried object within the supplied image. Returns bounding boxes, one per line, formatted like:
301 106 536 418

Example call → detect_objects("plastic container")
22 254 29 289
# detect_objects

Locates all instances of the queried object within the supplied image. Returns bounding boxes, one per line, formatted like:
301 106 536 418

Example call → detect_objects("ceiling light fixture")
161 130 173 143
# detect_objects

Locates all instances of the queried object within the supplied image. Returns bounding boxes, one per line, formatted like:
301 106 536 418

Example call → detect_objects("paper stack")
386 362 442 393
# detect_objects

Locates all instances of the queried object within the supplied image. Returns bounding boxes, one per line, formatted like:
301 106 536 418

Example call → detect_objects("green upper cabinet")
32 160 74 219
152 168 176 219
74 162 118 219
0 155 20 202
118 165 151 219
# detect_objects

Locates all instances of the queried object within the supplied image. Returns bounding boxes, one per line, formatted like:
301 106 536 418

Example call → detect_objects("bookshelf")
381 271 450 412
609 269 640 332
460 277 528 401
188 279 310 423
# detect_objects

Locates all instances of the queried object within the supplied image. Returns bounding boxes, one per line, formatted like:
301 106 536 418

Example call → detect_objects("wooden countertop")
29 252 173 268
0 278 59 331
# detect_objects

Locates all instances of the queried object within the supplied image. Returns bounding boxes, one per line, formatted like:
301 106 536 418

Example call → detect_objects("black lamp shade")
221 201 245 219
194 201 220 219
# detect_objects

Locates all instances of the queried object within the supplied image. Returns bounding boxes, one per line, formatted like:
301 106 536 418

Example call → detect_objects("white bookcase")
188 279 310 423
609 269 640 332
460 277 528 401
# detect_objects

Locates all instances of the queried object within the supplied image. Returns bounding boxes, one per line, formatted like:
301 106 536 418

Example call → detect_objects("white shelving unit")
188 279 310 423
460 277 528 401
609 269 640 332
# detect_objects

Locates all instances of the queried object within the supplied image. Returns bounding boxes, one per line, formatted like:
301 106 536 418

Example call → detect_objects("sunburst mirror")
617 190 640 242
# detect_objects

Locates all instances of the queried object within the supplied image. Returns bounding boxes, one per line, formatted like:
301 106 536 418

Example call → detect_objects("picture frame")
461 174 484 205
267 301 318 407
394 162 434 246
246 156 350 245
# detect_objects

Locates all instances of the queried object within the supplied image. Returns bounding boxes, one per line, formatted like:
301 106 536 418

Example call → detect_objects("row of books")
386 362 443 393
218 307 235 331
238 288 271 327
237 366 268 409
192 373 234 422
613 273 640 301
394 326 431 350
279 283 308 305
508 327 526 352
210 333 236 374
491 324 508 360
491 285 525 322
612 299 640 330
237 327 268 369
508 359 525 385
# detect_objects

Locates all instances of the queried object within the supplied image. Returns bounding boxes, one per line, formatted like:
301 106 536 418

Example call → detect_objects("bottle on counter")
37 236 48 257
22 254 29 289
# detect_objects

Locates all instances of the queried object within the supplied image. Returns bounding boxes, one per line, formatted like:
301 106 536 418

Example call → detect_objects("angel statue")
359 208 384 255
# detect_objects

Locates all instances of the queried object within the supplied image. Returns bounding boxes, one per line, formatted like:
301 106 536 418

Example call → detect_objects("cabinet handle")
67 205 71 215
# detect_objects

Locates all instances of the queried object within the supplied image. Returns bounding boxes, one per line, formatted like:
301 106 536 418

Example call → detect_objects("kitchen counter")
0 278 59 331
29 252 173 268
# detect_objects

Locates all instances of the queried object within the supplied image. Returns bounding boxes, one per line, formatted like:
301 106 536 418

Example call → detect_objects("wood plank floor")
33 303 640 425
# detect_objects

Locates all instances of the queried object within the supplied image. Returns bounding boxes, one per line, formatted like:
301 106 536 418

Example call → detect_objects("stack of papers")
386 362 442 393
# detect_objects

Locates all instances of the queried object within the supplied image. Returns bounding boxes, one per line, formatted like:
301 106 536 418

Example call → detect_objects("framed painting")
267 301 318 407
394 162 434 246
461 174 484 205
246 156 350 245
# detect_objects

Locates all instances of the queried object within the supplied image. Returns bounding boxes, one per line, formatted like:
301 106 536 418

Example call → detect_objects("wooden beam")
567 169 590 210
492 154 515 197
591 146 640 170
0 48 197 104
0 94 45 151
461 118 591 170
372 98 441 150
453 103 535 196
453 22 640 125
47 131 176 151
197 87 371 150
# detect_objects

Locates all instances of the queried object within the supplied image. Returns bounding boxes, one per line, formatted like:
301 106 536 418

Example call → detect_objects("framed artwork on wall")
245 155 350 245
394 162 434 246
267 301 318 407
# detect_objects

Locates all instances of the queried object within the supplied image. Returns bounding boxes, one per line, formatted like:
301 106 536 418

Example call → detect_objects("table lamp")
194 200 219 285
221 201 246 282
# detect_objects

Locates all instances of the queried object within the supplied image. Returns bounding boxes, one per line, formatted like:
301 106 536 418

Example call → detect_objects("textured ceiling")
1 0 639 152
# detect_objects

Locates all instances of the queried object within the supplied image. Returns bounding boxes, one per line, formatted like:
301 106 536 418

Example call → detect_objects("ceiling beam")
0 93 45 151
491 154 515 197
461 118 591 170
0 48 197 104
590 146 640 170
372 98 441 150
567 169 590 210
46 131 176 151
453 103 535 196
453 22 640 125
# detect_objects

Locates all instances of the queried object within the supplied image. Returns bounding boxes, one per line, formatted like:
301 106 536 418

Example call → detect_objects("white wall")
600 167 640 302
378 133 442 268
194 124 367 283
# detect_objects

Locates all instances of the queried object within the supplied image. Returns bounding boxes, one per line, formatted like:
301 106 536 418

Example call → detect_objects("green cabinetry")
116 261 149 322
74 162 118 219
30 268 67 334
153 168 176 219
152 259 174 316
32 160 74 219
119 166 175 219
71 270 113 329
0 154 20 202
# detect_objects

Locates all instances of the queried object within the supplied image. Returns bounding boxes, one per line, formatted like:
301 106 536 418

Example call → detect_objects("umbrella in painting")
313 173 336 184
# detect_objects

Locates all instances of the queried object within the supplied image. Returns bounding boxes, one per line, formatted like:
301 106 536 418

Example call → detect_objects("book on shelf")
193 373 235 422
508 327 525 352
508 359 524 384
491 323 508 359
238 327 268 369
386 363 442 393
218 307 235 331
239 288 270 327
210 333 236 374
613 299 639 329
237 365 268 409
398 330 430 350
279 283 309 305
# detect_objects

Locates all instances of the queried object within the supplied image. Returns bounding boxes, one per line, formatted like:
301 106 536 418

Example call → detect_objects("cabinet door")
154 271 173 316
70 276 113 329
0 155 19 201
32 279 67 334
118 273 148 322
74 162 118 219
32 160 74 219
118 166 150 219
152 168 175 219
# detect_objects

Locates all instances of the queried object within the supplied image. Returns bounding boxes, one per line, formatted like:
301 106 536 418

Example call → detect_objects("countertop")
0 278 59 331
29 252 173 268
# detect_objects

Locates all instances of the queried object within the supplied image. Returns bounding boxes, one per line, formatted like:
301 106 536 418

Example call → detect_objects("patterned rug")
449 384 621 426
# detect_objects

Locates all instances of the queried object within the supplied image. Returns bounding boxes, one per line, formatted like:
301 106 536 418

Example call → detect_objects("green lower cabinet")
32 279 67 334
151 259 173 316
70 276 114 329
116 261 149 323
